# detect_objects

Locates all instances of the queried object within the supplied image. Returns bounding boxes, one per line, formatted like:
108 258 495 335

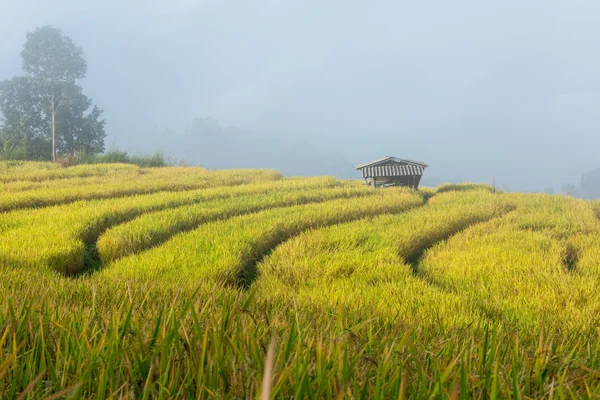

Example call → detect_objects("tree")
53 84 106 155
0 76 48 159
561 183 580 197
0 26 105 161
22 26 87 161
581 168 600 199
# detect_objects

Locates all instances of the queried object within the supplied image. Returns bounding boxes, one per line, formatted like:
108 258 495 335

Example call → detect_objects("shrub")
0 142 29 161
129 151 166 167
56 153 79 167
91 148 130 164
87 148 168 167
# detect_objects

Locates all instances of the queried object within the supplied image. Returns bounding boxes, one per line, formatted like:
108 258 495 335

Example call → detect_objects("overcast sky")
2 0 599 190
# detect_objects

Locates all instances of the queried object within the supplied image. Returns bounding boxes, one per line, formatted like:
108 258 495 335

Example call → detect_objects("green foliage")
0 25 105 160
130 152 166 168
0 141 29 161
0 76 49 160
53 84 106 155
84 147 129 163
86 148 167 167
21 26 86 86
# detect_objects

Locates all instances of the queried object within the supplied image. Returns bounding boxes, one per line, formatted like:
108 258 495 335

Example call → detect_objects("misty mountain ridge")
122 117 358 179
114 117 600 197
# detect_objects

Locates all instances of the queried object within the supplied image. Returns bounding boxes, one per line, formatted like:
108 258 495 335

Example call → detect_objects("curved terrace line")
86 194 359 274
0 170 280 212
1 178 338 275
405 212 515 276
231 203 430 290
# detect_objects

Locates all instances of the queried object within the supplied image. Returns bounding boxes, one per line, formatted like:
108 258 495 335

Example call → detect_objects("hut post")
414 175 422 190
371 177 377 188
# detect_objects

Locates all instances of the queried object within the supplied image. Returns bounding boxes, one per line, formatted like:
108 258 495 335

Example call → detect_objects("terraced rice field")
1 162 600 398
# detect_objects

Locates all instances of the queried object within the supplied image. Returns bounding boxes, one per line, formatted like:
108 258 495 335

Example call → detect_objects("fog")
2 0 600 191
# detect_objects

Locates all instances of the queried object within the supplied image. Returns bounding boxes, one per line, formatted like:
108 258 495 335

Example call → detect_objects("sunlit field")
2 162 600 398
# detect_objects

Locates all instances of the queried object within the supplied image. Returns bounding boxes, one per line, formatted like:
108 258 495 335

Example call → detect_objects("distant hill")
131 117 358 179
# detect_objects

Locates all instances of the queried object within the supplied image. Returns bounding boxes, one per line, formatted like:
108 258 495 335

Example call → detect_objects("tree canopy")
581 168 600 199
0 26 105 160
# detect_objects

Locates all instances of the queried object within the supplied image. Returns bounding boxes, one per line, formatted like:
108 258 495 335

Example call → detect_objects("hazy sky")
2 0 600 190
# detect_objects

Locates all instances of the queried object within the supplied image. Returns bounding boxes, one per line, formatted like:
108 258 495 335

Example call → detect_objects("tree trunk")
51 93 56 162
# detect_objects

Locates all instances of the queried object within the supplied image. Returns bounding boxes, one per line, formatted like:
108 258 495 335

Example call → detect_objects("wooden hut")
355 156 428 189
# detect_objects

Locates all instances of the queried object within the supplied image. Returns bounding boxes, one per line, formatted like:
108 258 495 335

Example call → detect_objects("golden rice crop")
499 192 598 237
0 161 140 182
96 183 374 263
419 194 600 334
0 166 144 193
3 163 600 398
0 168 281 212
0 176 341 274
590 200 600 218
436 182 495 193
100 188 423 288
255 190 513 330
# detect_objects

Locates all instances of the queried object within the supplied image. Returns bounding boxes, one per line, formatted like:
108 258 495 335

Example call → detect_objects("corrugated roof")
354 156 428 170
360 164 424 178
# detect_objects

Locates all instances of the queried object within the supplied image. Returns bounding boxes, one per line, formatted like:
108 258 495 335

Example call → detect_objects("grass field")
2 162 600 398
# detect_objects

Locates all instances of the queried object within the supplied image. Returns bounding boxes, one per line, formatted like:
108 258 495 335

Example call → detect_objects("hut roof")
355 156 428 178
355 156 428 169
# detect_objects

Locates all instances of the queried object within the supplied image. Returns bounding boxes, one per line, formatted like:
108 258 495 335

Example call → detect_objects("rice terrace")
3 7 600 398
1 161 600 398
